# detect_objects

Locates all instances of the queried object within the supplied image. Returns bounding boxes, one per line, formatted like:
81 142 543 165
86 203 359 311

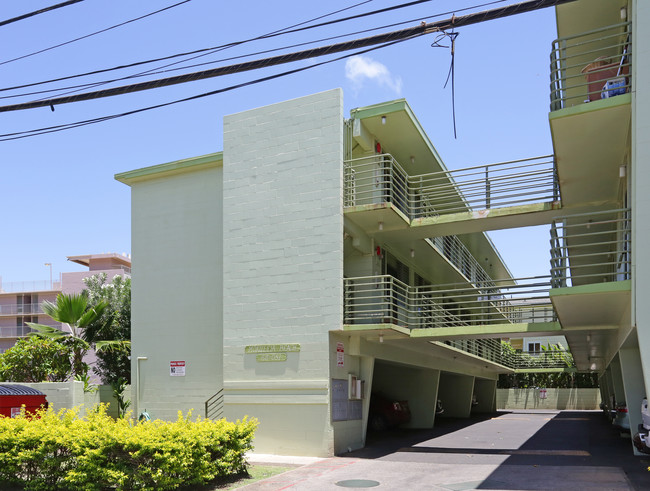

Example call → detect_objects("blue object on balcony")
601 77 627 99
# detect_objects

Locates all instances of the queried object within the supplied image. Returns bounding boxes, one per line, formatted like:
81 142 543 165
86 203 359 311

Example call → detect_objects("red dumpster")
0 384 48 418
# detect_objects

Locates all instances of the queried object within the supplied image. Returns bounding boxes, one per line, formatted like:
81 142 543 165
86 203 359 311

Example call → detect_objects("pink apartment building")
0 253 131 353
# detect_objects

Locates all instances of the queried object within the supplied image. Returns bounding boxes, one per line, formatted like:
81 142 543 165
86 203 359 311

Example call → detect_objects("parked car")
612 402 630 430
368 393 411 431
633 398 650 454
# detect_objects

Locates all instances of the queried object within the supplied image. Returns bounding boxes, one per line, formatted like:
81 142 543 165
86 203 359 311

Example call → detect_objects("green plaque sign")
256 353 287 362
245 344 300 354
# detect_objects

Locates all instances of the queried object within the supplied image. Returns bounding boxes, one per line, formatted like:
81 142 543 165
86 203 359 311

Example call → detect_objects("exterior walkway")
244 410 650 490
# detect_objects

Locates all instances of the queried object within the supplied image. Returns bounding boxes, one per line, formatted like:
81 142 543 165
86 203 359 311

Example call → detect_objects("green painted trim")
549 93 631 121
550 279 631 297
115 152 223 185
410 322 562 338
342 324 411 336
411 201 560 228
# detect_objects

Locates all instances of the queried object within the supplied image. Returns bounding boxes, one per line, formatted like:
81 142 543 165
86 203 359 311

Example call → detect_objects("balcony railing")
550 209 630 288
0 302 46 315
504 349 575 370
0 280 59 293
344 275 555 329
344 154 557 220
0 323 60 338
429 235 495 288
550 22 631 111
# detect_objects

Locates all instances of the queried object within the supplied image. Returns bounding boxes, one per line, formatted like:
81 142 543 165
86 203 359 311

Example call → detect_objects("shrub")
0 336 72 382
0 405 257 490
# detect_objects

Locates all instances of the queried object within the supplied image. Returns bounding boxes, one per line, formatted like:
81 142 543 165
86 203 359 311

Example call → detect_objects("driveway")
244 410 650 490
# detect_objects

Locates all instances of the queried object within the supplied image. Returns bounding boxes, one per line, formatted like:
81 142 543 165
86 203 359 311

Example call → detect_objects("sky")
0 0 558 285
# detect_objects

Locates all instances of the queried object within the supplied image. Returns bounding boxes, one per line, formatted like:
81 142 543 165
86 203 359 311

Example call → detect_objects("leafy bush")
0 337 72 382
0 405 257 490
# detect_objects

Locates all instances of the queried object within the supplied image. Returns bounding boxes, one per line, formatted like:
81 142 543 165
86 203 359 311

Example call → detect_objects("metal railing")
429 235 495 287
550 22 631 111
550 209 631 288
504 349 575 370
205 389 224 420
443 338 504 364
0 280 59 293
0 302 47 315
344 154 557 219
344 275 555 329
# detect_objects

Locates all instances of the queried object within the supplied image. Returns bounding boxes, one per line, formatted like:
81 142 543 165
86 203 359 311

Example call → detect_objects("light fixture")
586 334 591 343
620 6 627 20
410 156 415 165
379 334 384 343
620 165 626 178
378 221 383 231
410 249 415 258
381 116 386 125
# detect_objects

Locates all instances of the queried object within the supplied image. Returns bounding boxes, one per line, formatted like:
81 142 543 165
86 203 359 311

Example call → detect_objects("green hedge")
0 405 257 490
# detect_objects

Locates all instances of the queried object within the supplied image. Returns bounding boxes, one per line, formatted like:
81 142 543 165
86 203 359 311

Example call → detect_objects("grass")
197 464 297 490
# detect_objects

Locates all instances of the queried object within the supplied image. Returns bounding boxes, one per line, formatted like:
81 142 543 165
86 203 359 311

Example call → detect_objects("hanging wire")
431 23 459 138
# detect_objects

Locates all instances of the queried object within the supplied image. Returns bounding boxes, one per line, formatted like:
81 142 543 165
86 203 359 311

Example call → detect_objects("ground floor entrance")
246 410 650 490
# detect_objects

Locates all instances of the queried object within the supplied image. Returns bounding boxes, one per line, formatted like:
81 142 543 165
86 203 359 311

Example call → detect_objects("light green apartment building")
116 0 650 456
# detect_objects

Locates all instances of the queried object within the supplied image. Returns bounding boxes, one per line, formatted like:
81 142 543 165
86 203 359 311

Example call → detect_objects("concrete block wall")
129 164 223 421
222 89 344 456
496 388 601 410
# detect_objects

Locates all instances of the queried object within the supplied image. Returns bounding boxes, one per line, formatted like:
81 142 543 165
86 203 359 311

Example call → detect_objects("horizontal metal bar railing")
344 154 557 220
0 280 58 293
428 235 496 288
550 208 631 288
0 302 47 315
504 349 574 369
550 22 631 111
344 275 555 330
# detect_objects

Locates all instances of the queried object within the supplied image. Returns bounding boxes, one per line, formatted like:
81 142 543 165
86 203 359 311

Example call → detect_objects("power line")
0 0 577 114
0 39 410 141
0 0 193 67
0 0 439 94
1 0 497 101
27 0 378 102
0 0 85 28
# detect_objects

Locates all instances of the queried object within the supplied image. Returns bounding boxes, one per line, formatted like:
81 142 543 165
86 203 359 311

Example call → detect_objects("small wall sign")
256 353 288 362
337 342 344 367
170 360 186 376
245 344 300 354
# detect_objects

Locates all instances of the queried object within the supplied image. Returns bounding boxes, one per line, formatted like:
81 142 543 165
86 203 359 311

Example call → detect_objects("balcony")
549 209 631 371
0 302 46 316
344 275 557 336
549 22 631 208
344 154 560 237
550 22 631 111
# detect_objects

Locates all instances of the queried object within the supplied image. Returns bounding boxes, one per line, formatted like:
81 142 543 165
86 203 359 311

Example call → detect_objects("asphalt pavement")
243 409 650 490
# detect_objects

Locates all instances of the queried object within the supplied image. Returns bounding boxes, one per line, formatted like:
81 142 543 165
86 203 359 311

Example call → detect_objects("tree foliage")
83 273 131 384
27 293 109 379
0 337 72 382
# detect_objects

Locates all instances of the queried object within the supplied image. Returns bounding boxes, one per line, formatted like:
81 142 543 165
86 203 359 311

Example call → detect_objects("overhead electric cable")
0 0 192 67
30 0 377 101
0 0 85 27
0 38 412 141
0 0 454 94
0 0 577 114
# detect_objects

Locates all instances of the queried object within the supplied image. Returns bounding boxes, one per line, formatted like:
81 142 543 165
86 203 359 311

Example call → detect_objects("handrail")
344 154 557 220
550 21 631 110
205 388 224 420
344 275 555 329
549 208 631 288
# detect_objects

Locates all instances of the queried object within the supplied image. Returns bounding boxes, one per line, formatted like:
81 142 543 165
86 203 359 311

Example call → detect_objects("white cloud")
345 55 402 95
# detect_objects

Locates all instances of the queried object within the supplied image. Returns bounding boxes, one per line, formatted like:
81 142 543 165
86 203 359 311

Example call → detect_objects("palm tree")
27 292 110 378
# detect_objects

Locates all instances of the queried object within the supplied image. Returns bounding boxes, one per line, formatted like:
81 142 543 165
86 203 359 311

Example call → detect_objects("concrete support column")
438 373 474 418
619 347 646 455
473 378 497 413
360 356 375 443
610 356 626 404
